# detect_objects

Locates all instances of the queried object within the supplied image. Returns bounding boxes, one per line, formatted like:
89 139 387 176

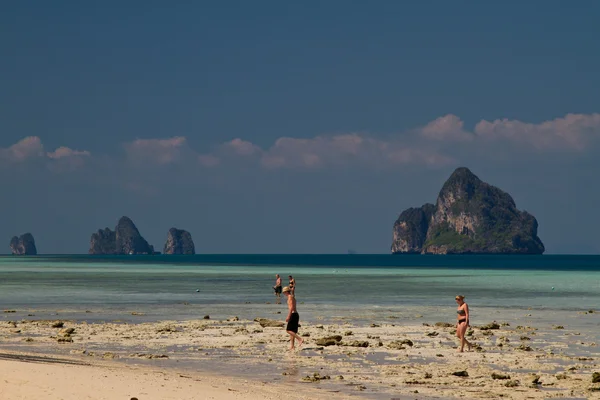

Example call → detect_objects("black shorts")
286 312 299 333
274 286 282 294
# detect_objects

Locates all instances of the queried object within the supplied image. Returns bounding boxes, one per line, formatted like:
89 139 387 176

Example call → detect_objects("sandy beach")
2 311 600 399
0 352 350 400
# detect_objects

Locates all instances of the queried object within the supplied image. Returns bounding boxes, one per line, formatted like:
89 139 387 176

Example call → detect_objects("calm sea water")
1 254 599 329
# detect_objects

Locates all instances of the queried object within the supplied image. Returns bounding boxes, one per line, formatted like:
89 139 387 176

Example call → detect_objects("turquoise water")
1 255 599 328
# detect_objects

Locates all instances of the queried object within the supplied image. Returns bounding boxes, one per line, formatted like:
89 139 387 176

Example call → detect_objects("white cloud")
420 114 473 141
5 112 598 175
0 137 91 169
124 136 188 165
474 113 600 150
234 133 453 169
0 136 44 161
47 146 91 159
223 138 261 156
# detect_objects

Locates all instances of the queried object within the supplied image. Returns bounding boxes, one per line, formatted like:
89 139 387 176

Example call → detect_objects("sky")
1 1 600 254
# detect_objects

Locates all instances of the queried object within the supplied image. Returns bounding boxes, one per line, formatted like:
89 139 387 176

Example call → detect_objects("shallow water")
1 255 599 334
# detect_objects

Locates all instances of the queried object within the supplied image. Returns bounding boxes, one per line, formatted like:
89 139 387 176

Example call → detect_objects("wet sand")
2 311 600 399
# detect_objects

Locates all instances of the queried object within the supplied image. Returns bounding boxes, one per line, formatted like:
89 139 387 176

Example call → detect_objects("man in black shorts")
282 286 303 350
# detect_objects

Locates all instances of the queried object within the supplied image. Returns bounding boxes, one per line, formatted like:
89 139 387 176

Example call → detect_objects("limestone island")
89 216 156 255
163 228 195 255
391 167 545 255
9 233 37 255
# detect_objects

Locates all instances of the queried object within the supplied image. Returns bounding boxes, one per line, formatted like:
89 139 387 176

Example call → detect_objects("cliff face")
10 233 38 255
391 167 545 255
163 228 195 255
89 217 154 255
115 216 154 255
89 228 116 255
391 204 435 253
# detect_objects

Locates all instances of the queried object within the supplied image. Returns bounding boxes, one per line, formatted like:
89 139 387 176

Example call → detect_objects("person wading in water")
288 275 295 296
273 274 282 303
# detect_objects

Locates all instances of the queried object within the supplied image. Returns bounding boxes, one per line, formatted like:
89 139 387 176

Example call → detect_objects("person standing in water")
282 286 303 350
273 274 282 303
455 295 472 352
288 275 295 295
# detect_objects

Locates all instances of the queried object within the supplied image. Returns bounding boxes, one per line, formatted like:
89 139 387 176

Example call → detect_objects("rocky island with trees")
391 167 545 255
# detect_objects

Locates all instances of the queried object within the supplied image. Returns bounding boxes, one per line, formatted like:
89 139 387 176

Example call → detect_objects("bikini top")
457 309 466 315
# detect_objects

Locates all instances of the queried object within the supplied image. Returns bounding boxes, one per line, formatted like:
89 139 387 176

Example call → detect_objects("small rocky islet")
88 216 196 255
163 228 195 255
391 167 545 254
9 233 37 255
9 166 544 257
8 219 196 256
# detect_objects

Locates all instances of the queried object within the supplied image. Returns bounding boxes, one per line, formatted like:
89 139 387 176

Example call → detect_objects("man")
282 286 303 350
273 274 282 302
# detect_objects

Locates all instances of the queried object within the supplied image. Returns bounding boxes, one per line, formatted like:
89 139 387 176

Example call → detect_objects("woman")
455 295 472 352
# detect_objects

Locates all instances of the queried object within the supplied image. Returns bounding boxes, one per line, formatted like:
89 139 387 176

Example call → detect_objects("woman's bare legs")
456 323 471 352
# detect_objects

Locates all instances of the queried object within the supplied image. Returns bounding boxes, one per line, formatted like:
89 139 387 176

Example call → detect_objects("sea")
2 254 599 399
1 254 599 330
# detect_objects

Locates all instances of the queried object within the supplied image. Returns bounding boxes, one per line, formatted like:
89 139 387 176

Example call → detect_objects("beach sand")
0 353 347 400
2 312 600 399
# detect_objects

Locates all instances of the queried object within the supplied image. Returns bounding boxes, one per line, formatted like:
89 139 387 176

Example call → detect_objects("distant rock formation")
391 167 545 255
89 216 154 255
10 233 38 255
89 228 116 255
163 228 195 255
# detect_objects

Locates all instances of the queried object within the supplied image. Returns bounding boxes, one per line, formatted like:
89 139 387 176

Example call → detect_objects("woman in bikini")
455 295 472 352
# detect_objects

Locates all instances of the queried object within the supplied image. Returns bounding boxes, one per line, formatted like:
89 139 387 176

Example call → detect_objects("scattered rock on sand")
302 372 331 382
435 322 454 328
346 341 369 348
156 325 178 333
52 321 64 328
387 342 406 350
59 328 75 337
254 318 284 328
316 335 342 346
491 373 511 380
129 353 168 359
592 372 600 383
479 322 500 330
451 371 468 377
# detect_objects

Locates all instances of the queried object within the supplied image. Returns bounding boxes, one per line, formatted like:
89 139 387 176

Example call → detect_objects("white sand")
0 355 352 400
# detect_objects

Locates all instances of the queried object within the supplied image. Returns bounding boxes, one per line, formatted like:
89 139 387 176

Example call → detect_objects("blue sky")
1 1 599 254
